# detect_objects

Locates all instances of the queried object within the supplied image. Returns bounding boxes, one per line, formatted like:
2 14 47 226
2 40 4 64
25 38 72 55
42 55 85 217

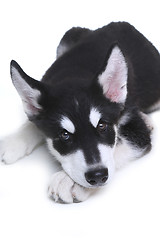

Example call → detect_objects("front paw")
0 135 32 164
48 171 92 203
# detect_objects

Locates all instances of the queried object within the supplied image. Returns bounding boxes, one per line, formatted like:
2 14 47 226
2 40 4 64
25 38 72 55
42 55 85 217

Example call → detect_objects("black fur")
119 109 152 151
43 22 160 112
57 27 91 57
11 21 160 165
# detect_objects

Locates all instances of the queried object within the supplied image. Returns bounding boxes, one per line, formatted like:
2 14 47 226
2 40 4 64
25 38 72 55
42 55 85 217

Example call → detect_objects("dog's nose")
85 168 108 186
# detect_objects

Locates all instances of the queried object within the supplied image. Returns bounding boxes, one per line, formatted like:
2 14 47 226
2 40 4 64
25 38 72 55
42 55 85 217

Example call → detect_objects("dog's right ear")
10 60 44 119
97 45 128 105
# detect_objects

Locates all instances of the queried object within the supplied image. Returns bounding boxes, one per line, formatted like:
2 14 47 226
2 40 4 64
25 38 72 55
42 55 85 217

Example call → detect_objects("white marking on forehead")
89 108 102 128
60 116 75 134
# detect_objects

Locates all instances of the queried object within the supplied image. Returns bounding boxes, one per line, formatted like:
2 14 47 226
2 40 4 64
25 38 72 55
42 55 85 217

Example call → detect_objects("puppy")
1 22 159 203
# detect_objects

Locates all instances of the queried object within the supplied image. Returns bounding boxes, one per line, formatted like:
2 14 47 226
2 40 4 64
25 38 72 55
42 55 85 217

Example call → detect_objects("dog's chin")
73 179 109 189
73 172 114 189
86 183 108 189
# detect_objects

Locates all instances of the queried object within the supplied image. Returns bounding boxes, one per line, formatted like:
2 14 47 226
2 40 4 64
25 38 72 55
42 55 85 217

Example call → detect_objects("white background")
0 0 160 239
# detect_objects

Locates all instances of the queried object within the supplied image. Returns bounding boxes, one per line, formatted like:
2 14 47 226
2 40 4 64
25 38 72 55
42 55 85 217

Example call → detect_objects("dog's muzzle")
85 168 108 187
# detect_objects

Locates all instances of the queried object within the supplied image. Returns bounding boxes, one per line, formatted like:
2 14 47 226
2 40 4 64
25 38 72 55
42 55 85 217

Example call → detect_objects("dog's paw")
0 135 33 164
48 171 92 203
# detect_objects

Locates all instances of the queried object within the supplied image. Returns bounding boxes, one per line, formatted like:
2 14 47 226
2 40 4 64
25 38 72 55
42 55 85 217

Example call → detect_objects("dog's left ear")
98 45 128 104
10 60 44 119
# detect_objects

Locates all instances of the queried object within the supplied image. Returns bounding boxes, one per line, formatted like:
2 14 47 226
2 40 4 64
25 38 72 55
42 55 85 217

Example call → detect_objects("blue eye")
61 130 70 141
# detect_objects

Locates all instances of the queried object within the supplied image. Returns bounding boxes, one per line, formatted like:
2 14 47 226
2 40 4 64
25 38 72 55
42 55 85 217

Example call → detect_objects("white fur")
114 111 152 169
118 112 130 126
89 107 101 128
46 138 89 187
98 144 115 182
48 170 93 203
146 99 160 113
139 112 153 132
60 116 75 134
98 46 128 104
11 67 42 117
57 43 69 58
47 138 116 188
0 121 44 164
114 138 145 169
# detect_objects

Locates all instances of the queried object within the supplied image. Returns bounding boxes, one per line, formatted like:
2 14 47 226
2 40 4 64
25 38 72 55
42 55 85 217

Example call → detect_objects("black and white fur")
1 22 159 203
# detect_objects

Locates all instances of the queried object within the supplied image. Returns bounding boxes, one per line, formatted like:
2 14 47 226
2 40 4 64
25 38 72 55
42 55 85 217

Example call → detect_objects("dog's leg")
114 111 152 169
48 171 94 203
0 121 44 164
114 138 144 169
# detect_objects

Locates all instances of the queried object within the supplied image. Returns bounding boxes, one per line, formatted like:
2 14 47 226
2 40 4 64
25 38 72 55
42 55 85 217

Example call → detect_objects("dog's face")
40 90 121 188
10 45 128 188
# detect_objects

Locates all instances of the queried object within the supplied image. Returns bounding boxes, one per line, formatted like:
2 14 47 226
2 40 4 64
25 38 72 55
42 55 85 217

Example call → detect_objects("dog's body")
1 22 160 203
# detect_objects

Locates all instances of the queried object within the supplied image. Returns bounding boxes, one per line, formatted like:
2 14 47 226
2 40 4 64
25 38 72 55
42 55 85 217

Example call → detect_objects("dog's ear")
10 60 44 119
98 45 128 104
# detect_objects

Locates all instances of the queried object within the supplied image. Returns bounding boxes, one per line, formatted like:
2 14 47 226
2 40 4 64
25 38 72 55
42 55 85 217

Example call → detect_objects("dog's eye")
97 121 107 132
60 130 70 141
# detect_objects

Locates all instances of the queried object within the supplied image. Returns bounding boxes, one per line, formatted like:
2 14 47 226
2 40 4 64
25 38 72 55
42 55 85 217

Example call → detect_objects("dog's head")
10 45 128 188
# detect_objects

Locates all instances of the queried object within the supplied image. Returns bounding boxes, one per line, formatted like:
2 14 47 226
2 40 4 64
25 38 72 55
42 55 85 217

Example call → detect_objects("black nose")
85 168 108 186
